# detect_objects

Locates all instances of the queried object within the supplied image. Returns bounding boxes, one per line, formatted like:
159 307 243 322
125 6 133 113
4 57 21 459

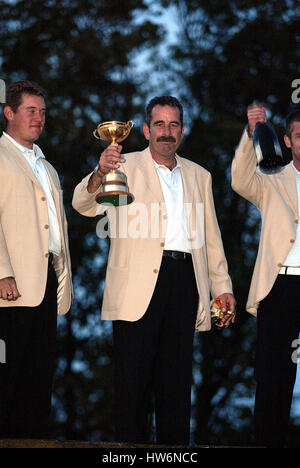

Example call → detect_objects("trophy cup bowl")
93 120 134 206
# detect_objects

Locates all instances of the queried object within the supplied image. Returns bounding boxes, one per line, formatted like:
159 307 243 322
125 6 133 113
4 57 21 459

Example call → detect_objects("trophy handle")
127 120 134 129
93 129 101 139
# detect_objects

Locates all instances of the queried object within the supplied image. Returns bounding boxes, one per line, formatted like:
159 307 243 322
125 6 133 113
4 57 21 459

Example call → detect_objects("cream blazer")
0 135 73 314
72 147 232 331
232 130 298 315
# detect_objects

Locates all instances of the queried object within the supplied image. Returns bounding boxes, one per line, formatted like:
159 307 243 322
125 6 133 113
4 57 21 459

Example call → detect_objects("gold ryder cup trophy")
93 120 134 206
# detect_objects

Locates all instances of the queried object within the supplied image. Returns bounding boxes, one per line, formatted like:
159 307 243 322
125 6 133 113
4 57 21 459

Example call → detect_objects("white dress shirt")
3 132 62 256
283 161 300 267
154 158 191 253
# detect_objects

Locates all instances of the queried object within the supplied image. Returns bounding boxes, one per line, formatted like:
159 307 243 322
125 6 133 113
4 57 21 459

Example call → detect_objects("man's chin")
30 129 43 140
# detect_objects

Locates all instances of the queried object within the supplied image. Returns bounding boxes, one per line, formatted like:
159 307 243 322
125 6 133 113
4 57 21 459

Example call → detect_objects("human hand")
0 277 21 301
247 100 267 137
98 144 125 175
216 292 236 327
88 143 126 193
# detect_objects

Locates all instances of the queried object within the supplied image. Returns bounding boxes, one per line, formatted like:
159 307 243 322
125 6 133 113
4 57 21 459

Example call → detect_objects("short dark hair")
4 80 47 128
145 96 184 128
285 110 300 139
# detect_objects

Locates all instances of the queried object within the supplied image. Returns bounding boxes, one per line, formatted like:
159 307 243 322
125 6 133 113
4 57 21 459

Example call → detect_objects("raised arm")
231 103 267 208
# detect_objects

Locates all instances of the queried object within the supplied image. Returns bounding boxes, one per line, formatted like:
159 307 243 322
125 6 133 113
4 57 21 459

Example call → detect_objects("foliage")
0 0 299 446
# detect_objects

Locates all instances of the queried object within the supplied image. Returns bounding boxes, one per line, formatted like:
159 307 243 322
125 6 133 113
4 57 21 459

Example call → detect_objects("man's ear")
181 124 186 138
284 134 292 149
143 122 150 141
3 105 14 122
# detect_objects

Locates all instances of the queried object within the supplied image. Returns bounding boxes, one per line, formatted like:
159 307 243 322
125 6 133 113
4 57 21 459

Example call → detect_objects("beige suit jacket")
232 129 298 316
0 135 73 314
72 147 232 331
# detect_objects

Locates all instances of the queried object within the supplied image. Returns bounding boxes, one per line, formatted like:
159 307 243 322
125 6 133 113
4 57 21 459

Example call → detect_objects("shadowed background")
0 0 299 447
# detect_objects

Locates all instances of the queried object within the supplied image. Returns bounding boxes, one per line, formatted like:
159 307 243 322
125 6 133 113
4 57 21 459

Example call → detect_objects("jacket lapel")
135 147 164 203
1 135 41 187
277 162 298 218
177 155 195 206
135 147 196 205
41 159 65 231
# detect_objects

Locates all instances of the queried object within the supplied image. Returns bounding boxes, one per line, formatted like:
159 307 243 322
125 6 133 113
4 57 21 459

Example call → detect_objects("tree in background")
1 0 300 446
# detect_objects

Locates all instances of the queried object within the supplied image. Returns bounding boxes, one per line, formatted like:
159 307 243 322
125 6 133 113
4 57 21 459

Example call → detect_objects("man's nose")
33 111 45 122
162 125 171 135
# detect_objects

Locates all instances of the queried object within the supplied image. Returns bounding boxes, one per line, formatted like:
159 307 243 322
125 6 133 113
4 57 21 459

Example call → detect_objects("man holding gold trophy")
72 96 236 445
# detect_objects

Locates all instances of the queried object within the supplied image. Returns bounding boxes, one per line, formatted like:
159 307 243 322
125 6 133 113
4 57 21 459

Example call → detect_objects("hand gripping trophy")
93 120 134 206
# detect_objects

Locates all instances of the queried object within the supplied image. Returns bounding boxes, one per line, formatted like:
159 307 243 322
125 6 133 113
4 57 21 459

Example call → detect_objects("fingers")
217 293 235 313
247 100 267 136
247 106 266 122
10 281 21 301
247 100 266 111
223 310 235 326
99 144 125 173
215 293 237 327
0 277 21 301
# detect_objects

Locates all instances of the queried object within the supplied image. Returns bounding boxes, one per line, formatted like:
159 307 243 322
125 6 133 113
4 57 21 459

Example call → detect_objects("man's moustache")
156 137 176 142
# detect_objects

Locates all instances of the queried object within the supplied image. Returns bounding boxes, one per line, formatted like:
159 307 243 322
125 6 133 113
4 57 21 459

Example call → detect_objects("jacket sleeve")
204 172 233 298
231 128 264 208
72 172 106 217
0 221 15 279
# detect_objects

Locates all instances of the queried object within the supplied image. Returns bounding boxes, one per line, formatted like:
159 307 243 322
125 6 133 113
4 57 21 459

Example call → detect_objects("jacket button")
290 239 295 243
41 196 46 201
277 262 282 267
45 253 49 258
44 224 49 229
295 219 299 224
160 242 164 247
153 269 158 274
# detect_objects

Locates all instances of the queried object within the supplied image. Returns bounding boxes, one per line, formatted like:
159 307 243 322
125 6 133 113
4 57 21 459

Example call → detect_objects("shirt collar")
292 161 300 178
153 155 181 171
3 131 45 160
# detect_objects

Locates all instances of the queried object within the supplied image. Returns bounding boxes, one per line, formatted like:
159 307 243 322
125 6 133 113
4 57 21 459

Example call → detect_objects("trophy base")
95 191 134 206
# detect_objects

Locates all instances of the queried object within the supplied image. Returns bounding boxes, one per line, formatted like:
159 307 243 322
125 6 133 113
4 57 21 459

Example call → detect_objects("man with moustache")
0 81 72 438
73 95 235 445
232 103 300 447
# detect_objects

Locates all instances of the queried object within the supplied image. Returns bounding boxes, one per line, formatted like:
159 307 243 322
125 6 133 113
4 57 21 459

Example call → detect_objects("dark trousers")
113 255 198 445
254 274 300 447
0 261 58 439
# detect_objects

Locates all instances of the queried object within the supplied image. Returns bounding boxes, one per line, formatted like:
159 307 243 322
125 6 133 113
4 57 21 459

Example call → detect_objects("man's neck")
5 130 34 149
293 158 300 173
151 151 177 170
